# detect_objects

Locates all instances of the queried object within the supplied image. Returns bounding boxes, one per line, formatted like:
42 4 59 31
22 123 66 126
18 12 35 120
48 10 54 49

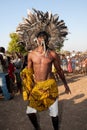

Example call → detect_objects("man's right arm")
27 52 33 69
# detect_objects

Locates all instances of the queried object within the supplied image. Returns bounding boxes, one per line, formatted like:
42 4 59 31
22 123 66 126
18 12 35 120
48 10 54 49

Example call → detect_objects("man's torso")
30 49 55 81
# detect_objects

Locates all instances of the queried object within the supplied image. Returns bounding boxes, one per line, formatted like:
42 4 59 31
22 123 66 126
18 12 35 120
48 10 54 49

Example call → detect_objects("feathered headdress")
16 8 68 50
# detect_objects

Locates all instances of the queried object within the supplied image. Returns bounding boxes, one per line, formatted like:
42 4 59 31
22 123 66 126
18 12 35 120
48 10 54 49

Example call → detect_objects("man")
17 8 71 130
21 31 71 130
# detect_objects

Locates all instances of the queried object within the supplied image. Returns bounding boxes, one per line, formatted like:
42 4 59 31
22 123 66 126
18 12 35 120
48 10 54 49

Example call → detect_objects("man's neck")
36 46 44 52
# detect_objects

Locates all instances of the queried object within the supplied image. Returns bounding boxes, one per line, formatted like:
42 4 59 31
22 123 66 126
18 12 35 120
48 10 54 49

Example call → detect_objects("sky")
0 0 87 52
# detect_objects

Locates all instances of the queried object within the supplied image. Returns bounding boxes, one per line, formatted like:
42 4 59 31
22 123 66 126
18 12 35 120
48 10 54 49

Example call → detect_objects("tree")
7 33 26 55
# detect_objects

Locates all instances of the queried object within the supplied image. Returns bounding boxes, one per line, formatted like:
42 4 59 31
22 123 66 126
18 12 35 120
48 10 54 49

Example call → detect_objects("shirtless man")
21 31 71 130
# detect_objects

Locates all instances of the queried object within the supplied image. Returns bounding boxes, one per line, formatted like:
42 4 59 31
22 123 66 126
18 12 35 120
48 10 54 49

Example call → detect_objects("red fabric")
67 59 72 73
8 63 15 81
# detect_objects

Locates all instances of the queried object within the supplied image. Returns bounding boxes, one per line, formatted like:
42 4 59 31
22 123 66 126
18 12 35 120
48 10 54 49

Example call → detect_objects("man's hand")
64 85 71 94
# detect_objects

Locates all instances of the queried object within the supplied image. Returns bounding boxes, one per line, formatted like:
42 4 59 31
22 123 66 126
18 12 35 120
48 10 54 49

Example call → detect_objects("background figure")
22 54 28 69
0 47 13 100
13 53 23 94
7 56 15 96
61 54 68 75
71 56 76 73
81 58 87 75
85 58 87 75
67 58 73 73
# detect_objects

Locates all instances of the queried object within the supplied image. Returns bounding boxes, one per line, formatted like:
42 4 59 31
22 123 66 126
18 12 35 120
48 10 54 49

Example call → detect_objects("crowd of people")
0 47 24 100
60 53 87 75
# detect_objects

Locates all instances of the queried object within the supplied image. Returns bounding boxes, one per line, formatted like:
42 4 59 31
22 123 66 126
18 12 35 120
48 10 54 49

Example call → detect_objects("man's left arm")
53 53 71 94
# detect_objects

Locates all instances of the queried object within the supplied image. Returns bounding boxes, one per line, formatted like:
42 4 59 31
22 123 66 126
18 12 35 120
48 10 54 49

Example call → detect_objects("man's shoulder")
28 50 36 58
49 50 59 56
28 50 35 54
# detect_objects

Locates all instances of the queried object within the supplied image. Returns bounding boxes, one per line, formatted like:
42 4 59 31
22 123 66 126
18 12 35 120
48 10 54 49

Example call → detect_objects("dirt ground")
59 73 87 130
0 73 87 130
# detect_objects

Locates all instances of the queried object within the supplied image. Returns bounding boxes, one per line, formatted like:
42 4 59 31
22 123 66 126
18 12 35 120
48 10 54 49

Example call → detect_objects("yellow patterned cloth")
20 68 58 111
20 67 34 100
52 64 57 73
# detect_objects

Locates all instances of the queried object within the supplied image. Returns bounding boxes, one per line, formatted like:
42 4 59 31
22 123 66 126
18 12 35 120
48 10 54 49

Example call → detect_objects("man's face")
37 36 45 44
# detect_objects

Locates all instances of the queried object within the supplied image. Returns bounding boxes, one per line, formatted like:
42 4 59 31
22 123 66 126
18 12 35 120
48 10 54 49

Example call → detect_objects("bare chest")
33 53 53 65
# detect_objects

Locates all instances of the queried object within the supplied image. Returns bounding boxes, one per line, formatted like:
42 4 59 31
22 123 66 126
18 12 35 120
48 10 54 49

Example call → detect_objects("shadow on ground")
59 93 87 130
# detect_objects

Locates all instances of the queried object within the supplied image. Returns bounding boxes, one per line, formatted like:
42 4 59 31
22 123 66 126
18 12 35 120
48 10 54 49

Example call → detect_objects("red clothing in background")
8 63 15 81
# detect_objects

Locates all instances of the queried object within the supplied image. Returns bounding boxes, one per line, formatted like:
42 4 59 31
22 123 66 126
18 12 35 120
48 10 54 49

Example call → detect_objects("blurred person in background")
0 47 13 100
